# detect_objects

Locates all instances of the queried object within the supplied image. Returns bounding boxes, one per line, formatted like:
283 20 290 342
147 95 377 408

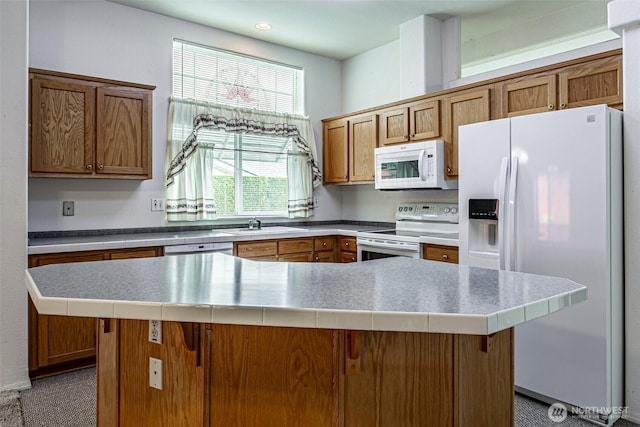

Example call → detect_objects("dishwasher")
164 241 233 255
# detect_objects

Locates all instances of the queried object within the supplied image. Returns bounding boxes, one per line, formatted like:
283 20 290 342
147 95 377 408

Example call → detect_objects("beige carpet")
0 390 23 427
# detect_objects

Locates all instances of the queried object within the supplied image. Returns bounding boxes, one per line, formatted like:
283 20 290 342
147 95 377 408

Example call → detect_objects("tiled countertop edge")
25 270 586 335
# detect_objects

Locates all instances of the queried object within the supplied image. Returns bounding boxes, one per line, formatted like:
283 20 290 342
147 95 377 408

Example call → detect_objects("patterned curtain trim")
165 99 322 189
166 131 198 187
288 197 314 217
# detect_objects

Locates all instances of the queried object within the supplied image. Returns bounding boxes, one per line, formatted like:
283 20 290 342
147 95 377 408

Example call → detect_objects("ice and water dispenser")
467 199 500 267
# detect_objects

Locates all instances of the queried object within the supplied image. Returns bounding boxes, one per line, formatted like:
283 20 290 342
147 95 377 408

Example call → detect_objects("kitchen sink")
220 226 306 235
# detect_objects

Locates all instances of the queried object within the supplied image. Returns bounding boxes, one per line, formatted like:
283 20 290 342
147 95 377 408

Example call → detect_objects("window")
172 40 304 217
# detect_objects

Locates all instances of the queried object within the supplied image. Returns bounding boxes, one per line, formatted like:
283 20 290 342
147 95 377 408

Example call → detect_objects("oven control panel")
396 202 459 223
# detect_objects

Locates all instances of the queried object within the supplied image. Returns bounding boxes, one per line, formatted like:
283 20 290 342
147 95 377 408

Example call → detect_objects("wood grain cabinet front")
27 246 164 378
423 244 459 264
338 236 357 263
379 99 441 146
236 236 337 263
29 68 154 180
323 114 378 185
500 54 623 117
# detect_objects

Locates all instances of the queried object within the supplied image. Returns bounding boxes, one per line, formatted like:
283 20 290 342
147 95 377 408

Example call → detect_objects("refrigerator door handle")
507 156 519 271
498 157 509 270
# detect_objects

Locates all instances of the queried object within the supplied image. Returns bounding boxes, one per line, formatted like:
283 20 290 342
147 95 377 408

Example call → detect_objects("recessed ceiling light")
255 23 272 31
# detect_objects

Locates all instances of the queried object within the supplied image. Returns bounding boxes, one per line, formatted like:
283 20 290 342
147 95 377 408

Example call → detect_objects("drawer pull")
323 242 327 247
442 254 449 260
345 242 349 247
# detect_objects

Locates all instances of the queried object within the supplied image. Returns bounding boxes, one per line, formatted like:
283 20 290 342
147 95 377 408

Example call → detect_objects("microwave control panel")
396 202 459 223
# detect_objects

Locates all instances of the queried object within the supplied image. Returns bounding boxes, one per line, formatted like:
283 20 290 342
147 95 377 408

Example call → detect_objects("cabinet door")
278 238 313 255
209 325 340 426
96 87 151 178
314 251 335 262
323 119 348 183
30 78 95 174
349 115 378 182
380 108 409 145
501 75 557 117
343 331 453 426
445 89 491 179
558 56 622 110
410 100 441 140
37 315 97 368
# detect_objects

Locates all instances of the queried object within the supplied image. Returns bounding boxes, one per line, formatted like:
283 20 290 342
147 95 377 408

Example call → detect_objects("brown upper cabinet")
29 69 155 179
321 50 621 186
379 99 441 146
444 89 491 179
323 114 378 184
500 54 622 117
323 119 349 184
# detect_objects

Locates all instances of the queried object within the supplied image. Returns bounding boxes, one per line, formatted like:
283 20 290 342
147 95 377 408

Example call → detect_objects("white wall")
0 0 30 391
341 40 400 113
608 2 640 422
28 0 343 232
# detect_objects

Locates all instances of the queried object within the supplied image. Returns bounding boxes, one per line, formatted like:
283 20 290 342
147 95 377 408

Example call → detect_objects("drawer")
423 244 459 264
313 237 335 251
235 241 278 258
313 251 335 263
339 251 357 263
338 237 356 252
278 253 314 262
278 238 313 255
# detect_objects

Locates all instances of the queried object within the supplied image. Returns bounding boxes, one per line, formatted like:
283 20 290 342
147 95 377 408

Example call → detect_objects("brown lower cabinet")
423 243 459 264
235 236 339 263
97 320 514 427
28 246 164 378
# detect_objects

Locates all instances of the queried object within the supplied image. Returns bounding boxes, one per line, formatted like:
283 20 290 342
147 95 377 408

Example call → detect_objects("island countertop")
25 253 586 335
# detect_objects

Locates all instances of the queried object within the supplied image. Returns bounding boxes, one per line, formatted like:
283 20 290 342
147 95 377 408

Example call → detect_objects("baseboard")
0 379 31 392
623 410 640 424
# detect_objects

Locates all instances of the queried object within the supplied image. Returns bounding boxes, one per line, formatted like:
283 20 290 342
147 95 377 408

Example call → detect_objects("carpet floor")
3 367 639 426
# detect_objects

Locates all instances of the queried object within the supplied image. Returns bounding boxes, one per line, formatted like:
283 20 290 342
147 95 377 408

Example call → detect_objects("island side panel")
342 331 454 426
117 320 204 427
208 324 341 427
97 318 119 427
454 328 514 427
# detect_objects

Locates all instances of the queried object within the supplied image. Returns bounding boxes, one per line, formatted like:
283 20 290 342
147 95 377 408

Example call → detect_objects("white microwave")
374 140 457 190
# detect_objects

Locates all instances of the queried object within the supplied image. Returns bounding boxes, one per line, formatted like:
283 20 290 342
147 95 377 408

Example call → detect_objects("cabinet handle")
410 133 415 138
98 164 104 170
86 164 93 170
560 103 567 109
404 135 409 139
315 256 319 261
442 254 449 260
447 167 451 172
345 242 349 247
548 104 555 110
322 242 327 247
351 257 356 261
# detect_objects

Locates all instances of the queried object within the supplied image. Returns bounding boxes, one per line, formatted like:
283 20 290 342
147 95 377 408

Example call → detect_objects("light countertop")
26 253 585 335
28 224 459 254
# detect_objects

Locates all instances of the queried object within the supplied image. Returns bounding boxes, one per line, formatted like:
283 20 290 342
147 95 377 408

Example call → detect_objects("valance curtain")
165 97 321 221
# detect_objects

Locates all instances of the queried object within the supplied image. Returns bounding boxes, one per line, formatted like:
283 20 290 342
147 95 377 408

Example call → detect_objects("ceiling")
108 0 599 60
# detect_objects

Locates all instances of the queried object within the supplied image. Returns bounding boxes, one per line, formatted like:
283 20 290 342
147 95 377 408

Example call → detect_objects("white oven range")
357 202 458 261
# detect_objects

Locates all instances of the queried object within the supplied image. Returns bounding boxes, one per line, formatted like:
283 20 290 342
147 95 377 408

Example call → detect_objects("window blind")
173 39 304 115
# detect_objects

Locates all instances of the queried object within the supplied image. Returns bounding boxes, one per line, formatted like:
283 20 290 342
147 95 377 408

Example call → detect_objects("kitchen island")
26 254 586 427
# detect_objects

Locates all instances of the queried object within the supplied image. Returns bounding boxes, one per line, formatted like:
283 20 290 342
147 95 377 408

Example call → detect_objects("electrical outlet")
62 201 75 216
149 320 162 344
149 357 163 390
151 198 165 211
313 197 318 208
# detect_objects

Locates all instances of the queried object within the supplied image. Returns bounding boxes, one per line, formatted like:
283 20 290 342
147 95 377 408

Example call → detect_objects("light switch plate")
151 198 164 211
62 201 75 216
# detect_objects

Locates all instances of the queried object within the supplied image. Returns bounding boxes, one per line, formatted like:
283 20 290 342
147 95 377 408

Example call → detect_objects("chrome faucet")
248 217 262 230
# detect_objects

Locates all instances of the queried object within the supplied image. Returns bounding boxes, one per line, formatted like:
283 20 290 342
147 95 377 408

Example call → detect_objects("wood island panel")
117 320 204 427
97 321 514 427
343 331 454 426
208 325 340 427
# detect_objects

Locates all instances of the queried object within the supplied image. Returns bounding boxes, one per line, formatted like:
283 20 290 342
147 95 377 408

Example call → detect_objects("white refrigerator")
458 105 623 425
